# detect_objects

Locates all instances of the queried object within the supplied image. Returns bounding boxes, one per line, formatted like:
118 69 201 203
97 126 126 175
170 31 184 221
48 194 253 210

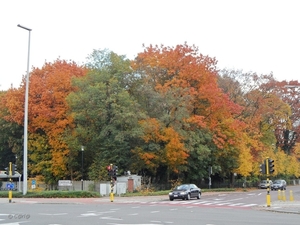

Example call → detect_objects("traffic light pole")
110 175 114 202
265 158 271 207
8 162 13 203
107 163 118 202
108 164 114 202
259 157 275 207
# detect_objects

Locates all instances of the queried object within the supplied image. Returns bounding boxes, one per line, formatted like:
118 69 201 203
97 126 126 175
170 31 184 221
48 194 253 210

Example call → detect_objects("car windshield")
175 185 188 190
273 180 282 184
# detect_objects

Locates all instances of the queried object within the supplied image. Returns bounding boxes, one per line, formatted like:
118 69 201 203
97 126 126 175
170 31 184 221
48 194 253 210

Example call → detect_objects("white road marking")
216 203 230 205
100 216 123 220
79 213 98 217
241 204 257 207
0 222 30 225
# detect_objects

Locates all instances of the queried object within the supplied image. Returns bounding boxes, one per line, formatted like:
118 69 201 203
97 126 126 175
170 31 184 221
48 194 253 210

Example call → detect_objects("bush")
0 190 100 198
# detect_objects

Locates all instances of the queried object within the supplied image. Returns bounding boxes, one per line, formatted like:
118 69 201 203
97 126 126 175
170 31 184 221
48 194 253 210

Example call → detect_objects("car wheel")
186 193 191 200
169 198 174 201
197 193 201 199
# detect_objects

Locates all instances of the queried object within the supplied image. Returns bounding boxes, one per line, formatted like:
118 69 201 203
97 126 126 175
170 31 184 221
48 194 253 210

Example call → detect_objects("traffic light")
107 165 113 176
268 159 275 174
259 163 266 174
113 165 118 181
12 164 17 176
8 162 12 176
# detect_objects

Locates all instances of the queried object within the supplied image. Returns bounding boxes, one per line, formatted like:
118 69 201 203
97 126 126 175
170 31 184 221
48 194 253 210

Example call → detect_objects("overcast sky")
1 0 299 90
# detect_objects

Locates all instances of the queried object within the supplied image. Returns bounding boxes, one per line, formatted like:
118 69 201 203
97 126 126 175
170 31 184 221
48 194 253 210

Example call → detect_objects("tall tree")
66 49 145 180
131 44 246 182
0 91 23 170
218 70 291 156
271 81 300 154
3 59 87 184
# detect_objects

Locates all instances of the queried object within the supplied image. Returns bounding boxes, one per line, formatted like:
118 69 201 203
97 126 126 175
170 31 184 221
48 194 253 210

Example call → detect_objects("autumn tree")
270 81 300 154
3 59 87 184
218 70 291 160
0 91 24 170
131 44 247 183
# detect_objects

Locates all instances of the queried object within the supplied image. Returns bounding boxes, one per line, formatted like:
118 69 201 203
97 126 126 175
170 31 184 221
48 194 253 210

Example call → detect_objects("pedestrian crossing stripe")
118 200 258 208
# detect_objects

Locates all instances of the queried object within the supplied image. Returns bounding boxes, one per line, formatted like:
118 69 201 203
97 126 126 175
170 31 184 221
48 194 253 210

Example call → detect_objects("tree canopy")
0 44 299 187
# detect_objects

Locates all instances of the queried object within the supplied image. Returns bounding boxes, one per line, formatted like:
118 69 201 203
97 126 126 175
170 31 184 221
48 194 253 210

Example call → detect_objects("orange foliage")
132 43 244 149
137 118 189 173
3 59 87 177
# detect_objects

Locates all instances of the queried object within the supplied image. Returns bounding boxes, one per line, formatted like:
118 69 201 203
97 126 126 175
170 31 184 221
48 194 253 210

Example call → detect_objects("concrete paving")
258 200 300 214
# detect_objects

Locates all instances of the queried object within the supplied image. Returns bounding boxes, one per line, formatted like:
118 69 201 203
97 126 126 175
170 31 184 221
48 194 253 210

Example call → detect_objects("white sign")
58 180 72 186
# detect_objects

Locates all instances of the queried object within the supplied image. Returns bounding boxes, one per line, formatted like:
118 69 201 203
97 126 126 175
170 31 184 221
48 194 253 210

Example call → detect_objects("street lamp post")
81 146 84 191
17 24 32 195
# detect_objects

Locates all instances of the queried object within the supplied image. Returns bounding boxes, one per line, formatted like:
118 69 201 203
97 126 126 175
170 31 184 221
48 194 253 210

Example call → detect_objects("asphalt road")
1 198 300 225
1 186 300 225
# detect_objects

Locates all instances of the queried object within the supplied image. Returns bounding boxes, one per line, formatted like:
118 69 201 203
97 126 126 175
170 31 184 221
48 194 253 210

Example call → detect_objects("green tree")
66 49 145 180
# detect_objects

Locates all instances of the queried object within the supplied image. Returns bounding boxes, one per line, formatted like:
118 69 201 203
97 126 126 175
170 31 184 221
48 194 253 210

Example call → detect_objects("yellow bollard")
110 192 114 202
8 190 12 203
282 190 286 201
266 193 271 207
278 190 281 200
289 190 294 201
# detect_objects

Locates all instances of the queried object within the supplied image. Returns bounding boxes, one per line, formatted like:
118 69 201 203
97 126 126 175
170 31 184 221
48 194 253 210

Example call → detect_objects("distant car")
258 180 272 189
169 184 201 201
271 179 287 191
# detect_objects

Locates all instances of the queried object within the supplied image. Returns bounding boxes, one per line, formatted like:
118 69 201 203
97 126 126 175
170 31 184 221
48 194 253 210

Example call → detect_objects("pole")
17 24 32 195
81 150 83 190
81 146 84 191
265 157 271 207
110 163 114 202
8 162 12 203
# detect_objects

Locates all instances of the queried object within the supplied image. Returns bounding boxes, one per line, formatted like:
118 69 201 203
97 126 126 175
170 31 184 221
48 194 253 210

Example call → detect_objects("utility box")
100 183 107 196
116 182 126 195
117 174 141 192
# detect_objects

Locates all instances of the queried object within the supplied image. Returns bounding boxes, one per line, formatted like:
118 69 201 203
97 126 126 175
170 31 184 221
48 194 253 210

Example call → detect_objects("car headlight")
169 192 173 195
180 191 187 195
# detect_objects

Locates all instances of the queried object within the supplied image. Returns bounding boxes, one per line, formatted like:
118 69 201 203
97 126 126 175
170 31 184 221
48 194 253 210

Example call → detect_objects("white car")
258 180 272 189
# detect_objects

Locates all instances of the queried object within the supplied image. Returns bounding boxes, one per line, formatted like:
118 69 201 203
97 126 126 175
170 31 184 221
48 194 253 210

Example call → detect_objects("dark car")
258 180 272 189
169 184 201 201
271 179 287 191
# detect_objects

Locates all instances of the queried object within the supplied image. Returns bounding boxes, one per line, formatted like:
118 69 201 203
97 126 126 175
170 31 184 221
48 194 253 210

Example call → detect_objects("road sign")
58 180 72 186
31 179 36 189
6 183 15 190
